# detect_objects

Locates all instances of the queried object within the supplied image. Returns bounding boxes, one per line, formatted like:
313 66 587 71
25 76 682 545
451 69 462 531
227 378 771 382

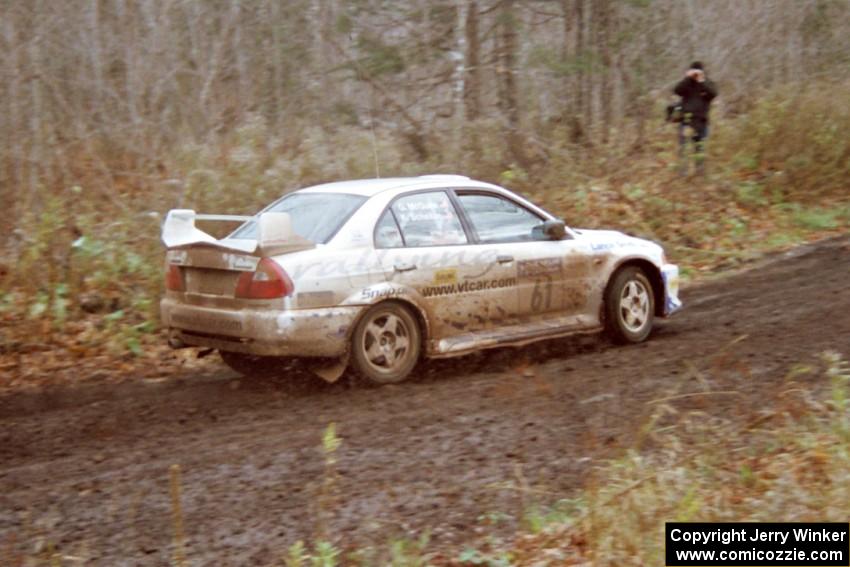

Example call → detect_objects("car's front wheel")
350 302 421 385
604 266 655 343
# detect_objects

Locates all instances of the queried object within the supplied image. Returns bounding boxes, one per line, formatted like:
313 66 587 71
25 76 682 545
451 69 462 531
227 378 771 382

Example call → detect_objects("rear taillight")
165 264 184 291
235 258 294 299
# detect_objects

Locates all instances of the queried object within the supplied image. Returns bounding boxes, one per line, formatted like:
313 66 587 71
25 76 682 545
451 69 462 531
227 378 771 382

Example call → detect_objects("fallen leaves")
0 312 217 392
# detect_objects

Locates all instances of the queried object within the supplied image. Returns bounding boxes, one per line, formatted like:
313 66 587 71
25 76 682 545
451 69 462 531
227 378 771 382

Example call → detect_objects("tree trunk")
583 0 594 141
560 0 573 119
453 1 466 151
497 0 528 167
463 0 481 121
572 0 587 143
597 0 612 145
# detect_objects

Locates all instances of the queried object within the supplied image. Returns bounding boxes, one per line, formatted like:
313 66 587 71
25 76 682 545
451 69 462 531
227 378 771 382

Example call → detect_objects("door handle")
497 255 514 264
393 262 417 272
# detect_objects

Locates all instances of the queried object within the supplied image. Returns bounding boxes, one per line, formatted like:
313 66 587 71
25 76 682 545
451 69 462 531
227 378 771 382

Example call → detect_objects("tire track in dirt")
1 236 848 566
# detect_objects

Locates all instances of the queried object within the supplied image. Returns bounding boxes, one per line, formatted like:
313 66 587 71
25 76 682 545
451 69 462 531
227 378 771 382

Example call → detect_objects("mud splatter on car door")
375 191 519 337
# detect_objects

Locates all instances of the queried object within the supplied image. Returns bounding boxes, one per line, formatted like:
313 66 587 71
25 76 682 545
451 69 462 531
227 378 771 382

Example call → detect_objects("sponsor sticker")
420 277 517 298
433 268 458 285
360 287 405 300
518 258 562 278
590 239 656 252
226 254 258 271
168 250 189 265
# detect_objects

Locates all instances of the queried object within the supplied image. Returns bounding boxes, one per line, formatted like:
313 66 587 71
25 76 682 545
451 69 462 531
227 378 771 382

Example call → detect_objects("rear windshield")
230 192 366 244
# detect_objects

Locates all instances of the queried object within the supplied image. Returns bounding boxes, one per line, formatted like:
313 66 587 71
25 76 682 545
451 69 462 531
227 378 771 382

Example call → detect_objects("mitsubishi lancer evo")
161 175 681 384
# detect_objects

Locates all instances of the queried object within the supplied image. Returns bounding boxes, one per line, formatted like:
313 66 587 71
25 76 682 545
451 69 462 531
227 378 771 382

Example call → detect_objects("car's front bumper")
160 298 360 357
661 264 682 316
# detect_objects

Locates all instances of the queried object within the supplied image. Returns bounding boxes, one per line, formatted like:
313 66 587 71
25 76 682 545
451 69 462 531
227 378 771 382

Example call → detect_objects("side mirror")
531 219 566 241
541 219 567 240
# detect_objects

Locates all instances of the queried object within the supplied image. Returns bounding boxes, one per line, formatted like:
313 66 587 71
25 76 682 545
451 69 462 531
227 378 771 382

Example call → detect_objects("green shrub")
792 207 842 231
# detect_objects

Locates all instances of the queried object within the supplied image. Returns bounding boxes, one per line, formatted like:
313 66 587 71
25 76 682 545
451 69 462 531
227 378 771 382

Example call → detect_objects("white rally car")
161 175 681 384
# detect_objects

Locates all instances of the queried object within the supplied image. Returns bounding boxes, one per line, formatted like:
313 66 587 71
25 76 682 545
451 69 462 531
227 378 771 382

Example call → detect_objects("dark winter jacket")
673 77 718 124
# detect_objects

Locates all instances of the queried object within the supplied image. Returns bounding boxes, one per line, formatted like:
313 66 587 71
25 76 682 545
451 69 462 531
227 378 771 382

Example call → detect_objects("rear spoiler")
161 209 315 256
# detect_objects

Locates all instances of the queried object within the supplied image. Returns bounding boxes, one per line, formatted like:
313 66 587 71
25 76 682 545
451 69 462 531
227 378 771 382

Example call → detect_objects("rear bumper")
160 298 360 357
661 264 683 316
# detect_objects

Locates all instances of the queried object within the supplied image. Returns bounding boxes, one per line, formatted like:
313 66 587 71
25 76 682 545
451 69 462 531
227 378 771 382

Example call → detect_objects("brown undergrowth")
0 80 848 390
443 351 850 566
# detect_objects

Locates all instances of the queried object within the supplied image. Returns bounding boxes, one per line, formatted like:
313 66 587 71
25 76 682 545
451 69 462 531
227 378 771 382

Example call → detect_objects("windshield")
229 192 366 244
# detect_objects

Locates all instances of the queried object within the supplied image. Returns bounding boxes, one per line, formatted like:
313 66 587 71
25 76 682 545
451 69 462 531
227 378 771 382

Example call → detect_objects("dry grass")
479 352 850 566
0 79 848 384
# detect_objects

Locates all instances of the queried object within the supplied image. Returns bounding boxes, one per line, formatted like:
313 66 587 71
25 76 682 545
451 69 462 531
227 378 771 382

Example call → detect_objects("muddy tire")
219 351 287 377
604 266 655 344
350 302 421 385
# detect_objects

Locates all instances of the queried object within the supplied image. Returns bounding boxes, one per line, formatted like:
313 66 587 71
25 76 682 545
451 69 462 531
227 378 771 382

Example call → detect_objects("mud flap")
307 353 350 383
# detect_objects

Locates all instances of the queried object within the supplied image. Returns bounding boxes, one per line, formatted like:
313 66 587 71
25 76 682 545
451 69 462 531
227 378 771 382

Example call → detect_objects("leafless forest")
2 0 848 222
0 0 848 328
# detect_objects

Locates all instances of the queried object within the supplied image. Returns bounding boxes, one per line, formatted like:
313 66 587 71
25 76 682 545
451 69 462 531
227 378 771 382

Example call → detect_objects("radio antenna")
362 92 381 179
368 99 381 178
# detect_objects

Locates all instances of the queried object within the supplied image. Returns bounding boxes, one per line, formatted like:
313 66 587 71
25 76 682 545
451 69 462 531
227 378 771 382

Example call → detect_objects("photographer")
674 61 718 175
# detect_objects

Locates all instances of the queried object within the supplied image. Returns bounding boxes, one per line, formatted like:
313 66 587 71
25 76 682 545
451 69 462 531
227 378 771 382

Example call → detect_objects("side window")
457 193 543 243
375 210 404 248
390 191 468 247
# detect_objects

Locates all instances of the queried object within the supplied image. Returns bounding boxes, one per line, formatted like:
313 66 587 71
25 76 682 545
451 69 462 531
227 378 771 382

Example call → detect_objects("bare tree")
0 0 849 239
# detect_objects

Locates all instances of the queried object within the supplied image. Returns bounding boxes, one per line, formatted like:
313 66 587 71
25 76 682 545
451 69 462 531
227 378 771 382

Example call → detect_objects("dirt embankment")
1 236 848 566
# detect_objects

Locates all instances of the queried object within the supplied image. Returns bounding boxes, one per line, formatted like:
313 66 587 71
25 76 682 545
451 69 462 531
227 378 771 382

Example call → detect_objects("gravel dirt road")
1 236 848 566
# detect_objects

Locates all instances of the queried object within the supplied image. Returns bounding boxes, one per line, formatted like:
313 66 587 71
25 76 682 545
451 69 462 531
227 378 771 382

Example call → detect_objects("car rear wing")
161 209 315 256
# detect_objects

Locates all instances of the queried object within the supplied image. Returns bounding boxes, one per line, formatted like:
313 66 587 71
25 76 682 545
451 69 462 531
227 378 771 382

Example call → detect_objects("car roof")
297 175 488 197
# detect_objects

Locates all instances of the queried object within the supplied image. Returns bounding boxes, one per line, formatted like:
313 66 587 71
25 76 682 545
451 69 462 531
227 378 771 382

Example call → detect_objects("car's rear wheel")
351 302 421 385
219 351 288 377
604 266 655 344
